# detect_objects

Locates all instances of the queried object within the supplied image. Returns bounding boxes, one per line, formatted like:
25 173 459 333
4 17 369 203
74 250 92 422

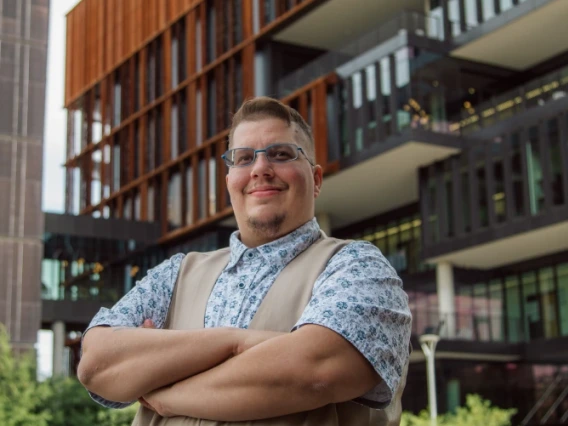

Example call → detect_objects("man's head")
225 97 323 247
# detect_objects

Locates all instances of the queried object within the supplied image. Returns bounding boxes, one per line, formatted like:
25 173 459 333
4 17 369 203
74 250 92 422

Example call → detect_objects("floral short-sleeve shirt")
86 218 412 409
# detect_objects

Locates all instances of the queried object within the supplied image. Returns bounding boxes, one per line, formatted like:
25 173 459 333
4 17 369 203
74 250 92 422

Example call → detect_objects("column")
436 261 456 338
52 321 66 377
316 212 332 236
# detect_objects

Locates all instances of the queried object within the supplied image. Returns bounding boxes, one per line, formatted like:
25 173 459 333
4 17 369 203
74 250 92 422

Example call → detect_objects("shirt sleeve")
292 241 412 409
82 253 186 409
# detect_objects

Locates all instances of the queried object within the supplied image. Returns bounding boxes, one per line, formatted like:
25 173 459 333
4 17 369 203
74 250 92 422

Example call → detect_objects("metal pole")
420 334 440 426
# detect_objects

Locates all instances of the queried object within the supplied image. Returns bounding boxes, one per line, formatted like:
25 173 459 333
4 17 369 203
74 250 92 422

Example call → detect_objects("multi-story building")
0 0 49 353
58 0 568 423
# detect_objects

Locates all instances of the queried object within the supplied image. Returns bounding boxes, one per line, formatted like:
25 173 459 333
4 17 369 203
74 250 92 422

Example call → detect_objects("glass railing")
458 65 568 134
277 11 444 97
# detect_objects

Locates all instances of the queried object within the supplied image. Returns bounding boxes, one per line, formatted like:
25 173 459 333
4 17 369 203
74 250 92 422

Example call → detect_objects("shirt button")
238 282 245 289
247 252 254 258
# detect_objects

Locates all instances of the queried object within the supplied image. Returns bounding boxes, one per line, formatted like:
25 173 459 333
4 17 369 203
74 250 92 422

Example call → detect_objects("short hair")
228 96 315 160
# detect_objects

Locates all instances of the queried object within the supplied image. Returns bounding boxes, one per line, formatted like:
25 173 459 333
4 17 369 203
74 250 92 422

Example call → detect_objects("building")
58 0 568 423
0 0 49 353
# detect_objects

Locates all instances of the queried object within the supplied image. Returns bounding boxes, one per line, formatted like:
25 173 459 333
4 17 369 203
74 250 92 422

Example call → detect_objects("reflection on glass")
539 267 558 339
168 173 182 230
558 264 568 336
505 276 523 342
526 126 545 215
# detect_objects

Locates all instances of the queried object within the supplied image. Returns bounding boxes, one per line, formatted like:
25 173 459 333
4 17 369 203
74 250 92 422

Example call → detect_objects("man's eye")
235 154 253 164
271 150 293 160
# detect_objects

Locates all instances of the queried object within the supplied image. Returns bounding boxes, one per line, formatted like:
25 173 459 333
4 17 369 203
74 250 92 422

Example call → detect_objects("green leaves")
401 394 517 426
0 326 138 426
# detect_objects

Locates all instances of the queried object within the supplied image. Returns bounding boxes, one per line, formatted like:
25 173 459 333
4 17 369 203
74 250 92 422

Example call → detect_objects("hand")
140 387 174 417
235 329 286 356
140 319 156 329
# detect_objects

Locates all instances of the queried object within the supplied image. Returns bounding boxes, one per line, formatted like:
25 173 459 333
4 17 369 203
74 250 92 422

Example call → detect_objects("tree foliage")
401 394 517 426
0 326 138 426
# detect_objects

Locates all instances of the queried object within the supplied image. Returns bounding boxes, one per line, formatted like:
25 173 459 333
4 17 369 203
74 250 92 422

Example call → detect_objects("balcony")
420 97 568 268
277 11 446 97
449 0 567 70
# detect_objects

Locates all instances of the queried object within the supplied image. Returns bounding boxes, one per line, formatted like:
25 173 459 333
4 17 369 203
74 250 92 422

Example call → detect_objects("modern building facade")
0 0 49 352
59 0 568 423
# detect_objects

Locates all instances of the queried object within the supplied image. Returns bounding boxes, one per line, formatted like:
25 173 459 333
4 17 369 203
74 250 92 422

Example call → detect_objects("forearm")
149 326 377 421
78 326 239 402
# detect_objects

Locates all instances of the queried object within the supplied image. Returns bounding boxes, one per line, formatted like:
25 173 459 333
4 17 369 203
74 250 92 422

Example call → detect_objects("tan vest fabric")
132 234 408 426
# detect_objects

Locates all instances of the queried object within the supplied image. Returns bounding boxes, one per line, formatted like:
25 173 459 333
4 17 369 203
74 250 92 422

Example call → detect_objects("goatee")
247 214 286 237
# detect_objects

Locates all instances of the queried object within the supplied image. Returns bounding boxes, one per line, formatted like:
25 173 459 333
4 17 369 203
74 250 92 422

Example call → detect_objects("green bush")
401 394 517 426
0 326 138 426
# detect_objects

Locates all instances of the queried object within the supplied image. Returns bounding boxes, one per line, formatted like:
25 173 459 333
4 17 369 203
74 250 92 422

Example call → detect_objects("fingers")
139 319 156 329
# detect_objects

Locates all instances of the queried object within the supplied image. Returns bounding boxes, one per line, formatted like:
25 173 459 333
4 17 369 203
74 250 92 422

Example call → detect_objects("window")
168 172 182 230
477 163 488 227
209 157 217 215
395 48 411 132
493 161 506 222
112 139 121 192
91 150 101 206
510 132 525 216
199 158 207 219
539 267 558 339
113 70 122 127
380 57 392 138
526 126 545 215
233 0 243 45
206 3 216 63
505 276 523 342
547 119 564 205
207 76 217 138
185 164 194 224
171 102 179 159
558 263 568 337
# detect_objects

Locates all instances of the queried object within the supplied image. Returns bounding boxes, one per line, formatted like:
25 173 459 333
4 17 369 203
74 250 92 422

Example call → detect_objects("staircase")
521 369 568 426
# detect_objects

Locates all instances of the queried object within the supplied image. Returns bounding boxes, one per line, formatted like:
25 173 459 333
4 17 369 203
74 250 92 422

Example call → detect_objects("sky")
41 0 82 213
37 0 82 379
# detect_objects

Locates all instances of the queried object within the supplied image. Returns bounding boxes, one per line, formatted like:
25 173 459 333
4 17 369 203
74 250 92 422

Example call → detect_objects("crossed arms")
78 323 381 421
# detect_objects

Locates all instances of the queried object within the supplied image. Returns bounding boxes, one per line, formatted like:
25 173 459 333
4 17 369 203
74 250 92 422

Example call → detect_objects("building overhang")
316 130 466 229
452 0 567 70
424 206 568 269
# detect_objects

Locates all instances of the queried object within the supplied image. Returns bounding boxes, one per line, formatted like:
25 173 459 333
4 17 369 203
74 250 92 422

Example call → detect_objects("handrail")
520 371 566 426
277 10 444 97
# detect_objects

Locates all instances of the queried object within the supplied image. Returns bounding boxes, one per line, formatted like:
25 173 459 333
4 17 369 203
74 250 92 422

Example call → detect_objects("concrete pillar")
52 321 66 377
436 262 456 338
316 213 332 236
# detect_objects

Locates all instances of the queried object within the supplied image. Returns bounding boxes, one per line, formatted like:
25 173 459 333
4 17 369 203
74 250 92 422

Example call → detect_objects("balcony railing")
277 11 444 97
458 64 568 134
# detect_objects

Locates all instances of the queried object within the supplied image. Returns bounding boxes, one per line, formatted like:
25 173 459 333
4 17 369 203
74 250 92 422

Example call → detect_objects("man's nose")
250 152 274 177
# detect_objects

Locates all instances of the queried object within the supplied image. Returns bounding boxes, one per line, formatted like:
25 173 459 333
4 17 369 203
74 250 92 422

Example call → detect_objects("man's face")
226 118 323 246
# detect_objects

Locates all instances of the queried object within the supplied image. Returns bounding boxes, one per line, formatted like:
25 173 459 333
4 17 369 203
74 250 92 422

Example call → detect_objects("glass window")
481 0 496 21
91 150 101 206
103 144 111 198
505 275 523 342
461 169 471 232
134 123 140 178
477 165 489 227
171 33 179 88
168 172 182 230
493 161 506 222
185 164 194 225
547 119 564 205
526 126 545 214
539 267 558 339
113 142 121 192
522 272 542 340
444 172 454 237
134 190 141 220
510 132 525 216
233 0 243 44
489 279 504 341
395 48 411 132
206 3 216 63
123 196 132 220
155 106 163 166
557 263 568 337
171 102 179 159
427 177 439 243
195 18 202 71
199 159 207 218
147 184 155 222
207 76 217 138
380 57 392 138
473 283 490 341
113 71 121 127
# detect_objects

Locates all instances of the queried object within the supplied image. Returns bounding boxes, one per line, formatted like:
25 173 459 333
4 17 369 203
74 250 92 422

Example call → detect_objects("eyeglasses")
221 143 314 168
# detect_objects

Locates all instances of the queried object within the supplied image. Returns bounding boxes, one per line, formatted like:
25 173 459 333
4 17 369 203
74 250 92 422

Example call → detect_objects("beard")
246 213 286 238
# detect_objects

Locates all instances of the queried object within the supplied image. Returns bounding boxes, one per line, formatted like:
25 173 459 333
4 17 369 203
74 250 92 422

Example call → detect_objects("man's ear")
313 165 323 198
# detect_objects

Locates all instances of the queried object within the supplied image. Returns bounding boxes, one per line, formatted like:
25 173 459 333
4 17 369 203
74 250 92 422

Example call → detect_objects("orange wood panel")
139 48 147 107
311 83 328 169
242 0 254 39
140 180 148 221
163 29 172 91
205 146 211 216
241 43 255 99
186 12 196 75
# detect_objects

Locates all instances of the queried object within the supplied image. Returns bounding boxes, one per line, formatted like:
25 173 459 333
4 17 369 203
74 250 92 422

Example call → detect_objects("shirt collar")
227 218 321 270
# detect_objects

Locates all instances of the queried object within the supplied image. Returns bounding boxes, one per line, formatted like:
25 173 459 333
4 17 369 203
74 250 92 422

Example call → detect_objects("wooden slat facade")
64 0 327 243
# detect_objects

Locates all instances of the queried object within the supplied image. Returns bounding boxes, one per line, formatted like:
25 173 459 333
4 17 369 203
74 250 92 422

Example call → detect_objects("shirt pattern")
86 218 412 410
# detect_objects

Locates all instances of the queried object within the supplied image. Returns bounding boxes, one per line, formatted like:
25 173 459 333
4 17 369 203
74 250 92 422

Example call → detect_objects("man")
78 97 412 425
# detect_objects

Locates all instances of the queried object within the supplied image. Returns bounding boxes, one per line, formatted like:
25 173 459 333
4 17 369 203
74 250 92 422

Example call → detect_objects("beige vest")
132 234 408 426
